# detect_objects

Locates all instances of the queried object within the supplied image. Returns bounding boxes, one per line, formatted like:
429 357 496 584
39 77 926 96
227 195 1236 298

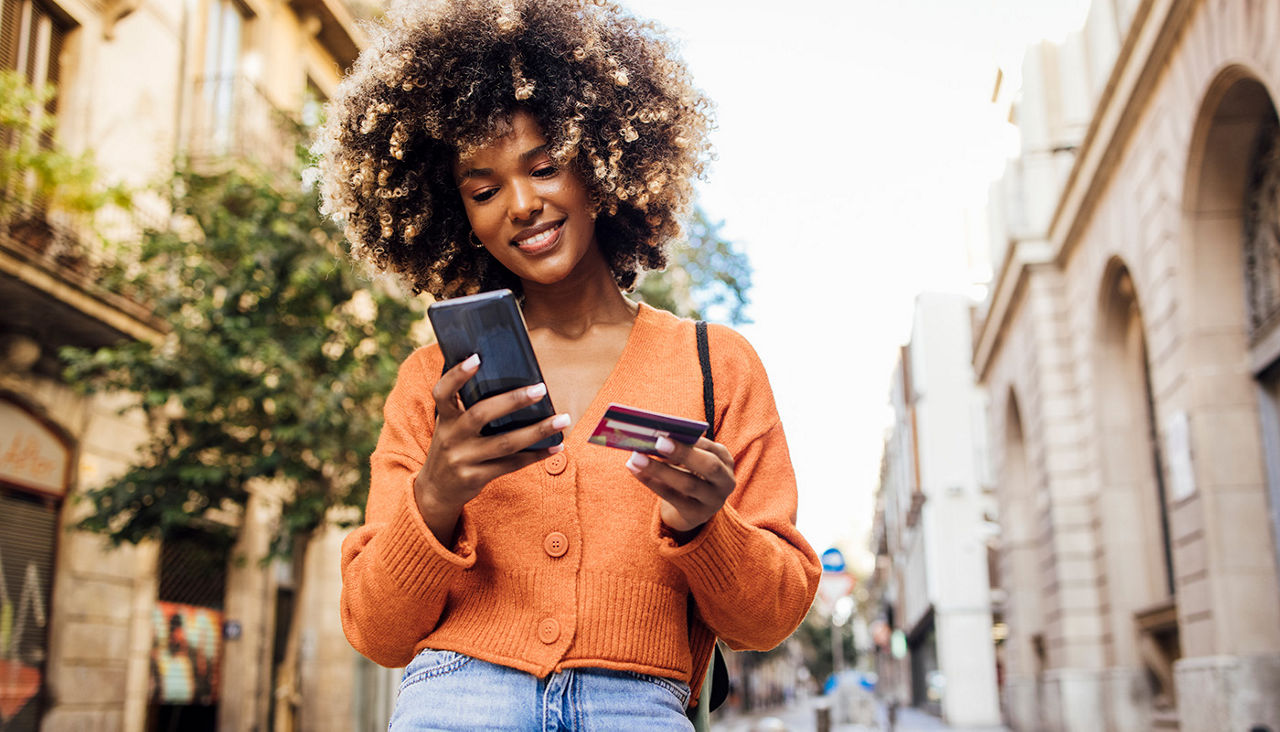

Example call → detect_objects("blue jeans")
389 648 694 731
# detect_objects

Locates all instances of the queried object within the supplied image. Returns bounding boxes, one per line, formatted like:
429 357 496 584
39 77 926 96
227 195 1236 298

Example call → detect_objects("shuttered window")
0 488 58 731
1 0 69 147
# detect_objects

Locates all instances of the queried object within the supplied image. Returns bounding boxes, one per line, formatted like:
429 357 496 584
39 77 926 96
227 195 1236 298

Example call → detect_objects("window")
1 0 69 147
201 0 247 153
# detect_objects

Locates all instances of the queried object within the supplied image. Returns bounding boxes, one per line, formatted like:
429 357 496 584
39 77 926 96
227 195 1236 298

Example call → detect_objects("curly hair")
314 0 714 298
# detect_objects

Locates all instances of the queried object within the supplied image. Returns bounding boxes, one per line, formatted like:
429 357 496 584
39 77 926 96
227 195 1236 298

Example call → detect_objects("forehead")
454 110 549 171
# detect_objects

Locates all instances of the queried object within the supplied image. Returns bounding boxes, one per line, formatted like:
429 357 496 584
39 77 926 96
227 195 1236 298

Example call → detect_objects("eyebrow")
456 144 550 184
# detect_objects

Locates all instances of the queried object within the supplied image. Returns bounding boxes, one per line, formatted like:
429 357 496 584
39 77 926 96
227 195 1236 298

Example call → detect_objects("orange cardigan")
340 303 820 704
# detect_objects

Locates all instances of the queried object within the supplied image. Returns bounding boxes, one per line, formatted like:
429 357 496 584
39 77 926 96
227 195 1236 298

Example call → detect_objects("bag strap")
696 320 715 440
690 321 729 718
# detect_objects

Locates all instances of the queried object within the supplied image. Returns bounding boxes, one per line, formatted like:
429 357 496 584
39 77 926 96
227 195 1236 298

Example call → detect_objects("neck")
520 246 637 336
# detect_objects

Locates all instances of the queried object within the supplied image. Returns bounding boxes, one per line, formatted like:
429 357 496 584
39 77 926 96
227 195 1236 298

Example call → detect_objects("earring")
468 231 485 249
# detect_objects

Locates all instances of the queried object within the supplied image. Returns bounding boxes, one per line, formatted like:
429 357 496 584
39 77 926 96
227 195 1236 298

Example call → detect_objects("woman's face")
454 110 599 288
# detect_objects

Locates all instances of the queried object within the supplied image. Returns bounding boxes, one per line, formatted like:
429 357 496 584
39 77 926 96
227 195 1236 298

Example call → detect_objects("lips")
512 221 564 254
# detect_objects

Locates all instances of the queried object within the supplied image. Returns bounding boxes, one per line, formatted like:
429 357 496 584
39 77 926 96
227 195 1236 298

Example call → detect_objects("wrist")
414 473 464 545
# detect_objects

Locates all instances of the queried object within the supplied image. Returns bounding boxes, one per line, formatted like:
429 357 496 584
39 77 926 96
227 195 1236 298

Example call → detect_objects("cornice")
973 0 1200 380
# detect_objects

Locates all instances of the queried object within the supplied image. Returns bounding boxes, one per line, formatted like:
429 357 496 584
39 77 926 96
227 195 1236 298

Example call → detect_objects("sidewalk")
712 696 1010 732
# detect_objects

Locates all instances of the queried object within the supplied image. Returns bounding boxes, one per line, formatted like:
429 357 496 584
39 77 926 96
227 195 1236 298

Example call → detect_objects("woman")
317 1 820 728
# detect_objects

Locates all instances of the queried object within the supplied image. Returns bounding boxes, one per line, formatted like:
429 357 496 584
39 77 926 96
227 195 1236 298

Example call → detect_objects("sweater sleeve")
654 326 821 651
339 347 478 668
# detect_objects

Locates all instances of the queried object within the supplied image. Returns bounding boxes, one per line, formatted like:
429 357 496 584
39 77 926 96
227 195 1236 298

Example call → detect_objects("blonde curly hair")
314 0 714 297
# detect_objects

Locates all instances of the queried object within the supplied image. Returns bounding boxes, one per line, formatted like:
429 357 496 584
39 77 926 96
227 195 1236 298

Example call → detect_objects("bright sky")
621 0 1092 566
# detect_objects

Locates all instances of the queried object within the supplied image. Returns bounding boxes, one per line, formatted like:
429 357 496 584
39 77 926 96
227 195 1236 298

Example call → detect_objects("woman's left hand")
626 436 736 541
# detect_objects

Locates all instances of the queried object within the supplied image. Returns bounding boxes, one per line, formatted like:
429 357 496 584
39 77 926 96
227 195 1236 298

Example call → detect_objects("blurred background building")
869 292 1002 728
976 0 1280 730
0 0 396 729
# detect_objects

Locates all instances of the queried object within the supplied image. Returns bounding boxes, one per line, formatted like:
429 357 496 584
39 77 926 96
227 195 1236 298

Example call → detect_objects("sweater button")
544 532 568 558
545 453 567 475
538 618 560 644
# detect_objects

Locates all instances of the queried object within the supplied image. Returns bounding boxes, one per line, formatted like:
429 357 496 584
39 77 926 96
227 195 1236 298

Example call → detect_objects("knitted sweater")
340 303 820 702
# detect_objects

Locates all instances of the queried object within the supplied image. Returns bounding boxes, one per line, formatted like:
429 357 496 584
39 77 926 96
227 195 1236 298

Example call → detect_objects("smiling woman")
314 0 714 299
317 2 820 730
453 111 601 289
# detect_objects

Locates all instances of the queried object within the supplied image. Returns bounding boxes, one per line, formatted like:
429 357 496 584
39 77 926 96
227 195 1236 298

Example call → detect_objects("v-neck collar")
564 301 655 446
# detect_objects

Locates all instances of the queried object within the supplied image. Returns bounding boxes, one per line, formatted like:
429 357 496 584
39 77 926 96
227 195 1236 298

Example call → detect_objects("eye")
471 188 498 203
531 164 558 178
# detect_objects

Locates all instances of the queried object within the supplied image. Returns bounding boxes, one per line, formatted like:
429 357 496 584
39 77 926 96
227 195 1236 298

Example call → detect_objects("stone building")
870 292 1002 728
0 0 394 729
976 0 1280 730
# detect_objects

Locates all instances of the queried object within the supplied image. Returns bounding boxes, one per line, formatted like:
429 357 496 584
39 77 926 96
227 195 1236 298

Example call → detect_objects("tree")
61 161 423 554
635 206 752 325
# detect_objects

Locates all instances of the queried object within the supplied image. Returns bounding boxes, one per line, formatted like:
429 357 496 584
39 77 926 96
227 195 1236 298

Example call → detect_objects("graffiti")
150 602 222 706
0 546 48 726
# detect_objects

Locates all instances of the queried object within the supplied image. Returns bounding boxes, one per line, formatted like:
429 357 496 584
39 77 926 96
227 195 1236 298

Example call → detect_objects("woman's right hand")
413 353 570 543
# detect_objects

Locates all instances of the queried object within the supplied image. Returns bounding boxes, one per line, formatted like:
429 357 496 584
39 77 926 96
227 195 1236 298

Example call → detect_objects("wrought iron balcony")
0 193 165 353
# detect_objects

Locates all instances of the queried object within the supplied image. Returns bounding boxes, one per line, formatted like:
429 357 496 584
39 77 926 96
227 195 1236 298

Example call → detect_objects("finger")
653 437 735 496
432 354 481 419
474 413 572 460
694 437 735 470
461 382 551 433
626 452 716 506
648 482 705 519
473 446 562 483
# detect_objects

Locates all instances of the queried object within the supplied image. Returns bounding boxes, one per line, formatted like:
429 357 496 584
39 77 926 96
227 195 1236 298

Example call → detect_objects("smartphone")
427 289 562 451
587 403 707 456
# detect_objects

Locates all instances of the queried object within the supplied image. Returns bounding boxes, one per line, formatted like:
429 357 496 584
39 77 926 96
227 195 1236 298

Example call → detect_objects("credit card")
588 403 708 455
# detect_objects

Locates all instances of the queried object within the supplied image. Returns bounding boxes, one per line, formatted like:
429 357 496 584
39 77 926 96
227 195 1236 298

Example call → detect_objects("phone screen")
427 290 561 450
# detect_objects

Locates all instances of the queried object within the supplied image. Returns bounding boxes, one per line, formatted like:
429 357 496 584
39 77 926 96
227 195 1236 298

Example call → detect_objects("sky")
619 0 1093 566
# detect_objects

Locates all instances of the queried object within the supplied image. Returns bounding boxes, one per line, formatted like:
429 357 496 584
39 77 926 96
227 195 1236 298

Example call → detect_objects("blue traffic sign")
821 547 846 573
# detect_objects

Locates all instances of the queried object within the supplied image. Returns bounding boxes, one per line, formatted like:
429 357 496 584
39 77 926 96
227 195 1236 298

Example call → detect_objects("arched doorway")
1241 91 1280 589
1093 260 1179 720
0 395 72 730
998 392 1043 732
1184 72 1280 613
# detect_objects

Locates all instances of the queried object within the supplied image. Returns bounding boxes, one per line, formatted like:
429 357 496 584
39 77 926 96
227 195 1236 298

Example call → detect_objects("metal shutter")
0 488 58 731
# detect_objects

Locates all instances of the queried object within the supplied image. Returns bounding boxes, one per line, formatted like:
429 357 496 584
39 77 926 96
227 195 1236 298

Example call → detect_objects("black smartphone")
427 289 562 451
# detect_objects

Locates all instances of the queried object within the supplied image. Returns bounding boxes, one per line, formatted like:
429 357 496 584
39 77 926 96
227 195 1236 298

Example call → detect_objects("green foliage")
61 160 423 553
0 70 129 217
635 206 752 325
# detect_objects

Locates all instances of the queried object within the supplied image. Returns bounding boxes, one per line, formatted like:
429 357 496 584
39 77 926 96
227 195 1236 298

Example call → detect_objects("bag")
687 320 730 728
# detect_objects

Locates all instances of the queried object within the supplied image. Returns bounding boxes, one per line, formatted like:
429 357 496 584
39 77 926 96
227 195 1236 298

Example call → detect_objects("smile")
512 222 564 254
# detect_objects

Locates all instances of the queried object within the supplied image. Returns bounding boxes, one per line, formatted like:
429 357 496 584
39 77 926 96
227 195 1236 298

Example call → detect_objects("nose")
508 179 543 222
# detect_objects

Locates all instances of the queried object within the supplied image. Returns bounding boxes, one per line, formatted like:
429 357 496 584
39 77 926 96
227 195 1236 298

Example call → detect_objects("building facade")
977 0 1280 730
0 0 394 729
871 292 1002 728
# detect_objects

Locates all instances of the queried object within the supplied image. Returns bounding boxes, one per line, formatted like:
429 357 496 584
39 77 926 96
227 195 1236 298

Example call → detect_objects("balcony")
187 74 301 174
0 194 165 366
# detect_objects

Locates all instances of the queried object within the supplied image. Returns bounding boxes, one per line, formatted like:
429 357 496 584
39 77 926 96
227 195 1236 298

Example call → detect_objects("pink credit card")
588 403 708 456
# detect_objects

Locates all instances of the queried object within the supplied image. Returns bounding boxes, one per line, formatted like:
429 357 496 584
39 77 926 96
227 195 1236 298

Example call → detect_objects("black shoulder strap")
692 320 729 714
696 320 715 441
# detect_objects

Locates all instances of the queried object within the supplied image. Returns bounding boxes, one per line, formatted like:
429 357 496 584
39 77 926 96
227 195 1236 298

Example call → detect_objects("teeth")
520 225 558 247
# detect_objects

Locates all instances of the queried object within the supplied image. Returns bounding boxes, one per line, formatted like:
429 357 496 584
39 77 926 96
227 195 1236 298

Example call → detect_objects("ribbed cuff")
375 488 477 599
653 503 753 595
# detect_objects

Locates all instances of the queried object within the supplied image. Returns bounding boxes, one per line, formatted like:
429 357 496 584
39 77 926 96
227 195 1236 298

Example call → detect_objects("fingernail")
527 383 547 399
548 444 565 454
655 436 675 455
626 452 649 471
551 413 571 429
462 354 480 371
